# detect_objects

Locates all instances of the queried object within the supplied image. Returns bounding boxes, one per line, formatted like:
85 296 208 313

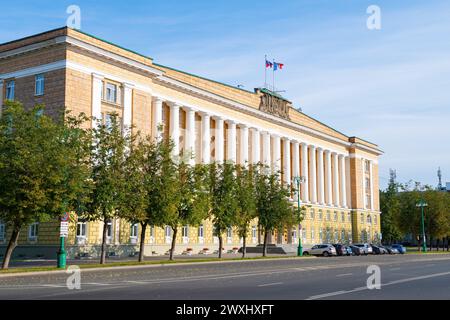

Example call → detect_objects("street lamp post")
416 199 428 253
293 176 306 256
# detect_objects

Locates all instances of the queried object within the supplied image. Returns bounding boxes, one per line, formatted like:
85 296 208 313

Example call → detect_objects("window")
341 212 345 222
310 209 315 220
360 213 364 224
106 221 112 238
319 210 323 220
334 211 338 221
105 83 117 103
365 160 370 173
6 80 14 100
252 226 257 239
374 215 378 225
165 226 172 238
319 229 323 242
105 113 112 129
182 225 189 237
341 230 346 242
367 215 372 224
76 222 87 237
348 212 351 222
198 224 204 238
35 74 44 96
130 223 138 238
326 211 331 221
0 222 5 241
227 227 232 238
28 223 39 240
334 231 339 242
150 225 155 238
302 229 307 242
311 227 315 241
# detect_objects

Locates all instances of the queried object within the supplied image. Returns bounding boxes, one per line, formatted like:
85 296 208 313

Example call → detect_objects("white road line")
307 271 450 300
83 282 112 286
389 268 401 271
258 282 283 287
336 273 353 277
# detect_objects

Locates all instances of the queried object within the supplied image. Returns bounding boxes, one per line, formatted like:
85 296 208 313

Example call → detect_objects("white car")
303 244 337 257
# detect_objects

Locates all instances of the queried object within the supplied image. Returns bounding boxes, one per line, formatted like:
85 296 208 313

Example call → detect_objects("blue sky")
2 0 449 189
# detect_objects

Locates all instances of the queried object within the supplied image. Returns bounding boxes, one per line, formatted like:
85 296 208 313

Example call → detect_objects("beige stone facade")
0 27 382 258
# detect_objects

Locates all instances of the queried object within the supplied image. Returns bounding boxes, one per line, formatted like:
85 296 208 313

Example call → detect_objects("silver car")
303 244 337 257
353 243 373 255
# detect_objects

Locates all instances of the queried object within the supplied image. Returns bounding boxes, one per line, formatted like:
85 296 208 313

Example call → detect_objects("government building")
0 27 382 259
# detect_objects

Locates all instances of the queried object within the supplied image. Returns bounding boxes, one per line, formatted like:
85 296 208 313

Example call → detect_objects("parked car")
344 246 353 256
332 244 348 256
303 244 337 257
349 245 363 256
353 243 372 255
383 246 399 254
371 245 387 255
391 244 406 254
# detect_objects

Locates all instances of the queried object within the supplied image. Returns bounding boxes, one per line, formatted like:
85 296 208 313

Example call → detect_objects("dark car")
332 244 348 256
349 245 363 256
371 245 386 255
383 246 399 254
391 244 406 254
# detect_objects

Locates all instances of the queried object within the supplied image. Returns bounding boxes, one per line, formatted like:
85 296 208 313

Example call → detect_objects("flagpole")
264 55 267 89
272 59 275 93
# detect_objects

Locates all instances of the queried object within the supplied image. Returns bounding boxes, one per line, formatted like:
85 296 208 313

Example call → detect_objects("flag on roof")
265 60 273 68
273 62 284 71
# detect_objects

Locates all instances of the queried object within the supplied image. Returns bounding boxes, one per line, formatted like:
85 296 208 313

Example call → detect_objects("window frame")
76 222 87 238
6 80 15 101
28 222 39 240
105 82 117 103
130 223 138 238
0 222 5 241
35 74 45 96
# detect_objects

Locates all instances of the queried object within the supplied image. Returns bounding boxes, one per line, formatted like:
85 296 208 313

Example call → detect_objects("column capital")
122 82 135 89
324 149 331 155
281 136 291 142
211 115 223 121
225 119 236 125
317 147 324 152
152 96 164 104
92 73 104 80
198 111 210 118
308 144 316 150
300 142 308 147
182 105 197 113
338 154 346 160
167 101 182 109
271 133 281 139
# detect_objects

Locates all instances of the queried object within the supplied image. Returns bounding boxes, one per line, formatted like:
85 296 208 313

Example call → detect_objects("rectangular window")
319 210 323 220
76 222 87 237
182 225 189 237
130 224 138 238
341 212 345 222
310 209 315 220
106 222 112 238
326 211 331 221
150 225 154 238
198 224 204 238
374 215 378 225
366 177 371 190
252 226 257 239
348 212 352 222
28 223 39 240
227 227 232 238
311 227 315 241
334 211 338 221
0 222 5 241
35 74 44 96
105 83 117 103
6 80 15 100
165 226 172 237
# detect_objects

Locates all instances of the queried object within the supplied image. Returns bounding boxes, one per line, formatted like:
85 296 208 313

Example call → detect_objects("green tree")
0 101 91 269
255 165 295 257
83 113 129 264
209 162 238 258
380 169 402 244
235 164 257 258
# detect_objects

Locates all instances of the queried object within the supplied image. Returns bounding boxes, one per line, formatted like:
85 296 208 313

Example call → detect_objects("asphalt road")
1 254 449 300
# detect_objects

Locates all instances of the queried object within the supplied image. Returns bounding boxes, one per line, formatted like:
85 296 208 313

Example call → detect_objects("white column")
239 124 249 165
292 141 300 200
345 156 352 208
272 135 281 172
301 143 309 203
91 73 104 129
152 96 163 141
0 80 4 117
309 145 317 203
369 160 374 210
317 148 325 205
214 117 224 163
262 131 271 167
282 138 291 185
339 155 347 208
332 152 340 207
251 128 260 164
122 83 133 135
184 107 196 165
201 113 211 164
325 150 332 206
226 121 237 163
169 102 180 157
362 159 367 209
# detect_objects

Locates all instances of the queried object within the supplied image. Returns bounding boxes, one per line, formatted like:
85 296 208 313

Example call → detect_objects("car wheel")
303 251 309 256
323 251 329 257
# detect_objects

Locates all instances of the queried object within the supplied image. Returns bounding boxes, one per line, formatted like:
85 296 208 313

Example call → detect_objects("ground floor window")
76 222 87 237
28 223 39 241
311 227 315 242
130 223 138 238
252 226 257 239
198 224 204 238
0 222 5 241
182 225 189 244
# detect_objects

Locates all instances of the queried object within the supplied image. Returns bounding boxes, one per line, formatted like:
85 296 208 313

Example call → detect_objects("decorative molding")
259 91 290 120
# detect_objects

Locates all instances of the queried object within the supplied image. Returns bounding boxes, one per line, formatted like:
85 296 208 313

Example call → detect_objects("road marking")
307 270 450 300
389 268 401 271
336 273 353 277
83 282 112 286
40 284 65 288
258 282 283 287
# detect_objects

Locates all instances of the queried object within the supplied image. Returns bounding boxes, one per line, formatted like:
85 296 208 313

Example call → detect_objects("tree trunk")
1 225 21 270
169 227 178 261
138 222 147 262
242 235 246 259
262 229 268 257
100 219 108 264
436 238 439 252
429 236 432 251
218 235 223 259
447 236 449 251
